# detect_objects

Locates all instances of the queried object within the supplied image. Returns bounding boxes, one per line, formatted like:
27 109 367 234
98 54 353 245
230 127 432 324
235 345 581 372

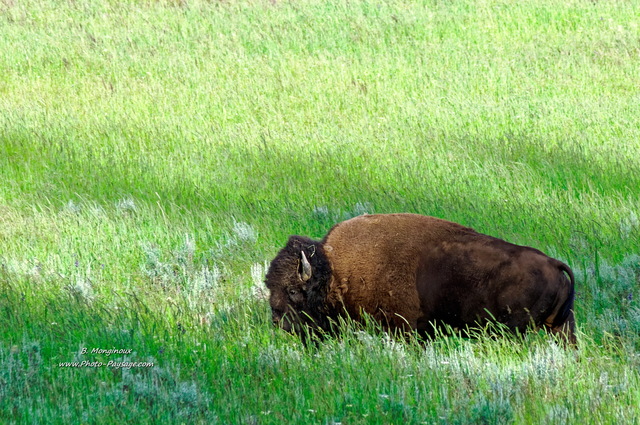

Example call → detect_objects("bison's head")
264 236 333 335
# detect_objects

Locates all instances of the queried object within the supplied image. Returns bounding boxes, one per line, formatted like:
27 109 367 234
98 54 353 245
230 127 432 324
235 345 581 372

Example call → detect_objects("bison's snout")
272 311 294 332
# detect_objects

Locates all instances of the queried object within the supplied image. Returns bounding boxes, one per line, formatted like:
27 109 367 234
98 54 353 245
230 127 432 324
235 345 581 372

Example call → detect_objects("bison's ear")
298 251 312 282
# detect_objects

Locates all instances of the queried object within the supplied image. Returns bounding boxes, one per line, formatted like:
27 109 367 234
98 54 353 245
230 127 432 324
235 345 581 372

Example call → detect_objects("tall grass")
1 0 639 422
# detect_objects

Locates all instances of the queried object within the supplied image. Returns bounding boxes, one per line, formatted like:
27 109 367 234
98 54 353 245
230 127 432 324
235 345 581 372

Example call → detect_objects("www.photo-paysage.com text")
58 360 155 369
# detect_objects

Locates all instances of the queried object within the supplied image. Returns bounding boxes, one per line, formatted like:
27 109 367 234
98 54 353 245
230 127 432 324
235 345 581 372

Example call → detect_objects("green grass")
1 0 639 423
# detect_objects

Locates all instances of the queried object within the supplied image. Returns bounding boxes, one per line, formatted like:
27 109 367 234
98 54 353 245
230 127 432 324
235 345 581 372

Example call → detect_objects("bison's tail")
548 262 577 345
552 262 575 329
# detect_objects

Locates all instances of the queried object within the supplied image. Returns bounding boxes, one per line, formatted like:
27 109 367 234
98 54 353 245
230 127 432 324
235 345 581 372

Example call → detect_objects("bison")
265 213 576 344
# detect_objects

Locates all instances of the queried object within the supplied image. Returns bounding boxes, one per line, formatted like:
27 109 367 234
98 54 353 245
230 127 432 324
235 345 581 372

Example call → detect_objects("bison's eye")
287 288 305 303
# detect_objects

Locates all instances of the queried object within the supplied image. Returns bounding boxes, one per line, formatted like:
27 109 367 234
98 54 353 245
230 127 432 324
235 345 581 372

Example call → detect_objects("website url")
58 361 154 368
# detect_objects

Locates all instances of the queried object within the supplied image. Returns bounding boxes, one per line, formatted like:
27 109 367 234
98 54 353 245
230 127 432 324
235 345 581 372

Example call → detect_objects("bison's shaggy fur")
265 213 576 344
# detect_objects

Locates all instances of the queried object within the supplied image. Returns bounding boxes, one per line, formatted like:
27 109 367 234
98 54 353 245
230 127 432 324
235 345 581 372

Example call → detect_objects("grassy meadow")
1 0 640 422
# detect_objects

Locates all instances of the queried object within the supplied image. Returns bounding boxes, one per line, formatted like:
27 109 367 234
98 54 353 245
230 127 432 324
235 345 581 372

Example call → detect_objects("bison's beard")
276 307 338 344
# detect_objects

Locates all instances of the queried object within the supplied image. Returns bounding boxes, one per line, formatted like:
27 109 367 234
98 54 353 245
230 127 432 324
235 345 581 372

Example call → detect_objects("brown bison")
265 213 576 344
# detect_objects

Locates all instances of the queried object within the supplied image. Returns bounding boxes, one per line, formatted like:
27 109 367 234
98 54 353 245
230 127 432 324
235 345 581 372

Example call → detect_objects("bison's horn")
300 251 312 282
